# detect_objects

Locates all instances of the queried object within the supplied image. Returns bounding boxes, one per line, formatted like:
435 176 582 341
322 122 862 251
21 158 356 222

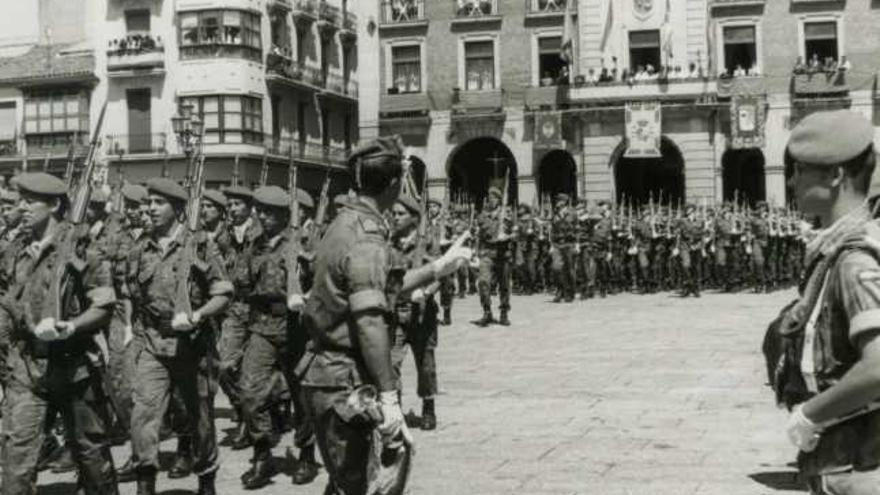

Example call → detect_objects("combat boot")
117 456 137 483
136 469 157 495
197 472 217 495
291 445 319 485
242 446 274 490
476 310 493 327
421 398 437 431
498 310 510 326
230 422 252 450
441 307 451 326
168 437 192 479
48 445 76 473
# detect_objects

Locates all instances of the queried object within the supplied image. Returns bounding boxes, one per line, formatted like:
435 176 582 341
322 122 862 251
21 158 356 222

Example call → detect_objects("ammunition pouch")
762 298 811 410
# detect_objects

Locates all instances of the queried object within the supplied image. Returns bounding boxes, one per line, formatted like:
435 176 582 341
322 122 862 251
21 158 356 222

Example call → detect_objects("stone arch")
609 136 685 206
536 149 577 204
446 137 517 209
722 148 766 206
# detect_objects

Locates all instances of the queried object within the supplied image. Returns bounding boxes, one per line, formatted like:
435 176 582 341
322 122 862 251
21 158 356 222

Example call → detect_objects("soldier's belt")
249 300 288 316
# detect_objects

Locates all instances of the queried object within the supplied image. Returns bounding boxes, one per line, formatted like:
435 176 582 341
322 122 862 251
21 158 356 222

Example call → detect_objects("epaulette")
358 214 387 237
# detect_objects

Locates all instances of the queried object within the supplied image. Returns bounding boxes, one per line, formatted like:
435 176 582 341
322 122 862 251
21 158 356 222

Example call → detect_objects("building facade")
0 0 361 195
360 0 880 207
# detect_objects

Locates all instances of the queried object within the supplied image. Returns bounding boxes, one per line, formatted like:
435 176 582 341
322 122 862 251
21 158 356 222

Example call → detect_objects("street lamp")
171 103 203 180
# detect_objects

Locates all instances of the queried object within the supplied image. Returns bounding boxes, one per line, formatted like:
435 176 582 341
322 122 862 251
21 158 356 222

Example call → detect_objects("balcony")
709 0 765 8
292 0 318 25
340 10 357 44
716 75 767 98
524 84 570 109
106 34 165 78
24 134 89 157
105 134 168 156
791 70 848 96
452 0 501 25
380 91 431 114
322 72 358 101
568 77 716 103
525 0 573 18
0 139 18 158
266 137 349 168
266 53 324 90
380 0 427 27
317 2 340 38
451 88 505 123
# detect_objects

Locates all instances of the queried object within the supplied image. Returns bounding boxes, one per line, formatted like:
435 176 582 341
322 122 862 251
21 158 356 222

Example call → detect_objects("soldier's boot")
197 472 217 495
136 469 157 495
231 421 252 450
242 444 275 490
168 436 193 479
498 310 510 326
48 445 76 473
476 310 494 327
421 398 437 431
36 434 62 472
117 456 137 483
291 445 320 485
441 307 452 326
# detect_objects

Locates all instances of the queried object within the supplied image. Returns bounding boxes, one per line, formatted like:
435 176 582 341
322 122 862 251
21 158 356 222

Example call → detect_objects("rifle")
308 170 331 250
50 101 108 321
112 165 124 215
63 132 78 189
174 151 206 321
259 148 269 186
495 169 509 242
287 148 302 299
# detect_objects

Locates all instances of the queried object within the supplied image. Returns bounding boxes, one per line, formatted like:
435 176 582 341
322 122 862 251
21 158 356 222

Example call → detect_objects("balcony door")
127 88 152 153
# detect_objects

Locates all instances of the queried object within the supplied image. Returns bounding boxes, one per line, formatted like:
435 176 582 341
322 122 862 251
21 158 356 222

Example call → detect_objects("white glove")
410 288 426 304
123 325 134 347
34 317 60 341
786 404 822 452
287 293 305 312
54 320 76 340
432 231 473 278
171 310 201 332
378 390 404 442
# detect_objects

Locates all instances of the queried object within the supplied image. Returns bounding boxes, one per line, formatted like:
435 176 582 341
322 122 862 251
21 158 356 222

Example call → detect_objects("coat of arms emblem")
633 0 653 18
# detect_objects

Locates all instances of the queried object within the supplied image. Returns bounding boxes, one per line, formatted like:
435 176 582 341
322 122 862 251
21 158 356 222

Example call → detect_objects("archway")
406 155 427 195
537 149 577 204
447 137 517 209
722 148 765 206
610 136 685 206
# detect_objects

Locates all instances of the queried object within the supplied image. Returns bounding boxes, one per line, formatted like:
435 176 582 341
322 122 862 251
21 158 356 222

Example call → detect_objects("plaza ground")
38 288 801 494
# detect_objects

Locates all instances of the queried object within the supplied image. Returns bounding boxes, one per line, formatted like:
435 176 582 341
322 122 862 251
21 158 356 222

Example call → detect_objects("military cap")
518 204 532 213
347 136 403 167
685 203 696 211
333 193 349 207
487 186 503 198
122 184 148 204
427 198 442 207
0 189 19 203
16 172 67 197
223 185 254 201
253 186 288 209
755 200 768 209
787 110 874 166
202 189 228 208
556 193 570 202
396 194 422 216
145 177 188 203
89 188 109 204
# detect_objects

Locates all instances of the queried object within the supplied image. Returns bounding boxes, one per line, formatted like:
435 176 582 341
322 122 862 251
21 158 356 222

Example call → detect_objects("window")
628 30 660 72
391 45 421 93
723 26 756 74
125 10 150 34
179 95 263 145
23 90 89 151
0 102 16 140
537 36 565 86
178 10 262 60
464 40 495 90
804 21 838 64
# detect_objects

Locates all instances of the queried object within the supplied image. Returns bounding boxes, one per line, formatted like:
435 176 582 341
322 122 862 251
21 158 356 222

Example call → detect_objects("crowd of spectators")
107 34 163 55
792 54 851 76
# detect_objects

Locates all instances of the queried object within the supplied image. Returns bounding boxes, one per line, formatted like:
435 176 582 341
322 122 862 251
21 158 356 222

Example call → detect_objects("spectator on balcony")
733 64 746 78
687 62 699 79
792 56 807 75
838 55 851 73
823 56 837 74
747 63 761 77
558 66 570 85
585 68 598 84
597 67 612 83
540 71 555 87
671 65 684 80
808 53 821 74
622 69 635 86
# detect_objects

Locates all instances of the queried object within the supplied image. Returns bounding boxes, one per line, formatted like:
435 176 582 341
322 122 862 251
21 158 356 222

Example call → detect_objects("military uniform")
473 189 513 325
0 173 118 495
677 210 704 297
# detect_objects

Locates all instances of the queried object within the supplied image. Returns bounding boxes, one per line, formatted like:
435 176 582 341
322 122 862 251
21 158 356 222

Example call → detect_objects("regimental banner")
534 111 563 149
624 101 662 158
730 95 765 149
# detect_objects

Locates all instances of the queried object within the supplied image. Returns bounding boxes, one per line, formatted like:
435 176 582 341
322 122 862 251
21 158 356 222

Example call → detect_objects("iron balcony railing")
318 2 341 23
381 0 425 23
525 0 571 14
342 10 357 31
324 72 358 98
107 34 164 56
266 136 349 166
105 133 169 155
454 0 497 17
266 55 324 88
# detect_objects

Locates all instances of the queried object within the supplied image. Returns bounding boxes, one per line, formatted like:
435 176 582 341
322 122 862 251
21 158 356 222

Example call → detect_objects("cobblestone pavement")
36 289 802 494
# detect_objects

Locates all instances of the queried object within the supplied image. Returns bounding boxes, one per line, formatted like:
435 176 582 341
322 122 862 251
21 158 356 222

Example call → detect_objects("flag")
624 102 662 158
535 112 562 149
598 0 614 54
705 0 715 76
660 0 673 65
730 96 765 149
560 0 575 64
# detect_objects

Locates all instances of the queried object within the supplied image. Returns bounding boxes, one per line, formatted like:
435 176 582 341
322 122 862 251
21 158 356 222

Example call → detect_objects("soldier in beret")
763 110 880 494
296 137 471 495
473 186 514 325
237 185 318 489
0 172 119 494
426 198 456 326
126 178 232 495
677 203 704 297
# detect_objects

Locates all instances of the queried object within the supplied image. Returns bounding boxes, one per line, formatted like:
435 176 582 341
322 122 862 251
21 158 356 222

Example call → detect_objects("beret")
253 186 288 209
396 194 421 216
427 198 442 207
487 186 503 198
0 189 19 203
223 185 254 201
89 188 109 204
787 110 874 166
347 136 403 169
518 204 532 213
17 172 67 197
146 177 188 203
295 188 315 209
556 193 570 201
334 193 349 206
122 184 148 203
685 203 696 210
202 189 228 208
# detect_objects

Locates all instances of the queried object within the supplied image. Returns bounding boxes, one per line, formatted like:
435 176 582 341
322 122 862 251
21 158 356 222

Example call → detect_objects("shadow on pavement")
749 471 806 492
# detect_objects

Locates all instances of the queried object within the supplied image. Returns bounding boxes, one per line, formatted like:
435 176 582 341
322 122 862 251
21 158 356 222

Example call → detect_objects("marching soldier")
127 178 232 495
296 137 471 495
551 194 576 303
749 201 771 293
474 186 514 325
0 172 119 494
677 204 704 298
514 204 539 295
426 198 456 326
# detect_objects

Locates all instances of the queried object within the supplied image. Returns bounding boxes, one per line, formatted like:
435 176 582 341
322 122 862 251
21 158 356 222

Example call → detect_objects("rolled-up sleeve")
83 256 117 310
837 251 880 343
344 239 390 313
203 239 234 297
